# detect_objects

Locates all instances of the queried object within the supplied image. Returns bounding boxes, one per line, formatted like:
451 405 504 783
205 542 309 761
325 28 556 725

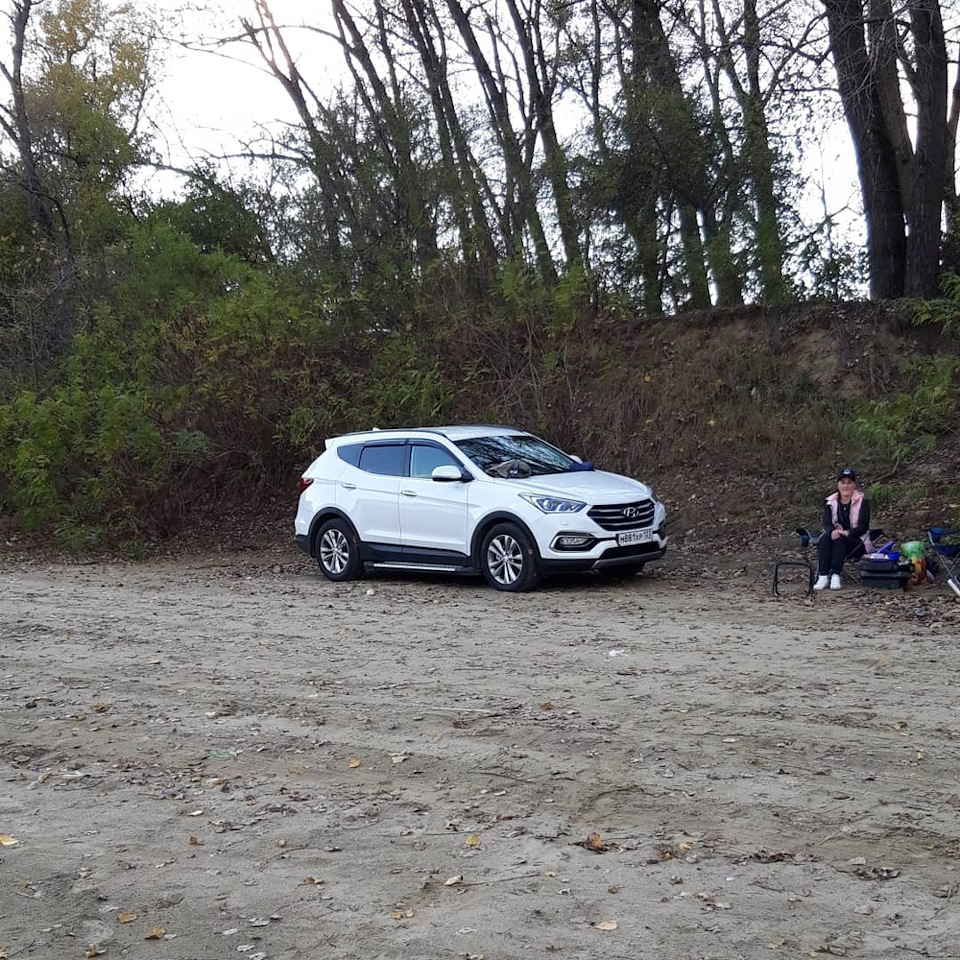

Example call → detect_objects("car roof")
328 424 527 446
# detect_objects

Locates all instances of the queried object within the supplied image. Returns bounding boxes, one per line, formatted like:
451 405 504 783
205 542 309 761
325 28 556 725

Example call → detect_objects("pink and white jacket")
824 490 873 552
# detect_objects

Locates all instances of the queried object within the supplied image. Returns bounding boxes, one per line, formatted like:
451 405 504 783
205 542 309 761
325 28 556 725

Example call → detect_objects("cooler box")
859 556 912 589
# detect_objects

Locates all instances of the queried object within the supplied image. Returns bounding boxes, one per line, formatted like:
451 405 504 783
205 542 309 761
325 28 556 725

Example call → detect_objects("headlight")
519 494 586 513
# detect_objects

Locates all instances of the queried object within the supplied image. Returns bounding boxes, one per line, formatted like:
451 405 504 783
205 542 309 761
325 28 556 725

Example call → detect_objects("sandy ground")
2 550 960 960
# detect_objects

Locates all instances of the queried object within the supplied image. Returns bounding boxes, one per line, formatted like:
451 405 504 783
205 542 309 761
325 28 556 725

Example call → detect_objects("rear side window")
337 443 363 467
410 444 462 478
358 443 406 476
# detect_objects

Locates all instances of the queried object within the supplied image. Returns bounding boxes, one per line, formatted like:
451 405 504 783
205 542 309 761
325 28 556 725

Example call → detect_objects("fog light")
553 534 596 551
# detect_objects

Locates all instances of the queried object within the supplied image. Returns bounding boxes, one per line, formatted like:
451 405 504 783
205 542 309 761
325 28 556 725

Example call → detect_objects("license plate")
617 529 654 547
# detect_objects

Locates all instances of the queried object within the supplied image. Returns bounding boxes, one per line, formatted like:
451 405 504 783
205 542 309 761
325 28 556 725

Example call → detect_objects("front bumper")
538 539 666 574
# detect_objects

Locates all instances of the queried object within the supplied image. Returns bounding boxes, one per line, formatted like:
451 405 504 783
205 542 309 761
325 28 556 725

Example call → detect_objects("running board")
367 561 477 575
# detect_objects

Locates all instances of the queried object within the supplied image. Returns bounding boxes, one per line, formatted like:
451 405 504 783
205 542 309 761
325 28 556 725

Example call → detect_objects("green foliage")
865 480 927 515
357 333 449 426
844 355 960 467
909 272 960 336
0 221 353 546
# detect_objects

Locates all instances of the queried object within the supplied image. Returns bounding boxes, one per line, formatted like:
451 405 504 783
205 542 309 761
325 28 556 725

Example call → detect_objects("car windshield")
455 435 575 476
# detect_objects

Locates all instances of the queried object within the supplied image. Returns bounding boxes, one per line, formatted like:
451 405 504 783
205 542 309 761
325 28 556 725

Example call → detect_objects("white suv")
295 425 667 591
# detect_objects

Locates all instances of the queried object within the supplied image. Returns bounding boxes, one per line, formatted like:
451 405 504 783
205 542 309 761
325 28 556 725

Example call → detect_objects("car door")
337 442 405 545
399 442 471 558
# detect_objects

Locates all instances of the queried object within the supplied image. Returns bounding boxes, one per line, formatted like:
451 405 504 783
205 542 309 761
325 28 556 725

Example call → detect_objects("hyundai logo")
622 506 643 518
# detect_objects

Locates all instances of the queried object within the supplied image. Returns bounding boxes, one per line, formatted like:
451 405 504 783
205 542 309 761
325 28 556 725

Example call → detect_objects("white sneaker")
814 575 829 591
829 574 842 590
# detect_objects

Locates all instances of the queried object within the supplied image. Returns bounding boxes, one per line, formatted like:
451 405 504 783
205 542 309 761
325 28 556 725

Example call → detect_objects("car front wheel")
315 519 363 582
480 523 540 592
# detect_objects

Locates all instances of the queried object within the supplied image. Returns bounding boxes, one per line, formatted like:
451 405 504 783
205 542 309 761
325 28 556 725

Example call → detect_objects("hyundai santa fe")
295 425 667 591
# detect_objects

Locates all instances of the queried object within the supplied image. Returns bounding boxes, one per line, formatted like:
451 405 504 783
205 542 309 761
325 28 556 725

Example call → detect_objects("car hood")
502 470 653 502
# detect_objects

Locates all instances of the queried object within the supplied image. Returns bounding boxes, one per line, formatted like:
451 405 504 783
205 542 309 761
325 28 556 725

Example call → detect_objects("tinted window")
337 443 363 467
410 444 462 478
358 443 406 476
456 434 574 476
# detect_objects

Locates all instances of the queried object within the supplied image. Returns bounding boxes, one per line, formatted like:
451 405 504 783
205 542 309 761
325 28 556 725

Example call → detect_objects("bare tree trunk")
631 0 711 308
398 0 497 271
504 0 584 271
822 0 906 298
743 0 788 303
903 0 948 297
0 1 56 243
823 0 949 299
445 0 557 280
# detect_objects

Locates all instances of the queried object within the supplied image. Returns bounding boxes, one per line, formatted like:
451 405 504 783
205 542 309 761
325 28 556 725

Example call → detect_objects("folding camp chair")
771 526 885 596
927 527 960 598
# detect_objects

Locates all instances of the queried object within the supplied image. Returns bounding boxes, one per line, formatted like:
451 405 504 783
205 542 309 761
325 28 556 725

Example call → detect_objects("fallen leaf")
302 876 325 885
465 834 481 848
389 910 405 920
540 701 553 711
188 836 200 846
187 810 204 817
277 839 287 848
391 754 407 764
584 832 606 852
348 757 362 769
118 911 137 923
445 875 463 886
85 949 105 959
93 702 108 713
147 658 161 664
608 884 620 894
145 926 165 940
0 836 18 847
595 919 618 931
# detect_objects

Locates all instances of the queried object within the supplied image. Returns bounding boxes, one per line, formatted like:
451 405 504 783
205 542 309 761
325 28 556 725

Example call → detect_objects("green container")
900 540 925 561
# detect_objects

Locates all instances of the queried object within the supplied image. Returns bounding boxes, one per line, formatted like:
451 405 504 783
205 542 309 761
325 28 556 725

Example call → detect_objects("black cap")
837 468 856 481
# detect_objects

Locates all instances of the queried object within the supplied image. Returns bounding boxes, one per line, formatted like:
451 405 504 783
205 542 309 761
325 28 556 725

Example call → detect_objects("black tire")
598 562 645 578
480 522 541 592
315 518 363 582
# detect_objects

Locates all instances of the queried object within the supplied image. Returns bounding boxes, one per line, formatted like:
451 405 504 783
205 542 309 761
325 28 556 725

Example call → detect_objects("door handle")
401 489 418 497
340 482 357 490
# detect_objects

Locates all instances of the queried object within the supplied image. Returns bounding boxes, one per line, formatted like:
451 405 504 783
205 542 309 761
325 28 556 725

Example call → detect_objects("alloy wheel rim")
320 529 349 574
487 534 523 585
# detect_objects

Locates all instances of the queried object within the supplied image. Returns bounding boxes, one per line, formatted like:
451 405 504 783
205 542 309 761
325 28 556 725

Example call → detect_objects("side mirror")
431 465 469 482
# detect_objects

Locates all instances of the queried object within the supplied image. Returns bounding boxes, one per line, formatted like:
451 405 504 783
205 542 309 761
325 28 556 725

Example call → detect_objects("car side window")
337 443 362 466
358 444 406 476
410 444 462 479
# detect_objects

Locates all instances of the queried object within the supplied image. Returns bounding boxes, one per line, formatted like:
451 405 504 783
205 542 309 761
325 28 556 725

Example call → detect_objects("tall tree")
822 0 950 298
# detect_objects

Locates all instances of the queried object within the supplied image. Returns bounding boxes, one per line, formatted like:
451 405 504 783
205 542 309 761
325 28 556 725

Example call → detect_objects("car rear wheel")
480 522 540 592
315 519 363 582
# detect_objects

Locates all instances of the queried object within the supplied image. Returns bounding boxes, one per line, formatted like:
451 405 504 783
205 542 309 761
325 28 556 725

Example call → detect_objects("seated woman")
814 468 872 591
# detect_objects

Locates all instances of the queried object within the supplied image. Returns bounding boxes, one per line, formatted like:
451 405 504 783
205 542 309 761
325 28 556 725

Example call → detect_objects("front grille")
588 499 655 531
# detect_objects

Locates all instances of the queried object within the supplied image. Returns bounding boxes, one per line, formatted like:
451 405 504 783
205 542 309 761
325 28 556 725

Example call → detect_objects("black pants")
817 534 865 576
